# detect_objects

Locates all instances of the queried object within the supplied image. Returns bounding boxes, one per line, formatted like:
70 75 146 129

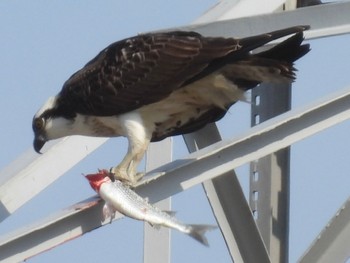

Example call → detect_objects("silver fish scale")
101 180 184 227
98 178 216 246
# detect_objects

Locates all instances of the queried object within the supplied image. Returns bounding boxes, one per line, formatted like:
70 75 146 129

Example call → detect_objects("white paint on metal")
2 0 350 223
174 86 350 191
216 0 286 20
183 125 270 263
250 83 291 263
0 136 108 221
1 3 350 260
186 2 350 39
2 86 350 261
144 139 172 263
0 196 108 263
194 0 286 23
299 197 350 263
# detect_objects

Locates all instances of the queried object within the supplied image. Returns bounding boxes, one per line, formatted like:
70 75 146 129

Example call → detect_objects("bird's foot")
134 172 145 183
110 167 144 187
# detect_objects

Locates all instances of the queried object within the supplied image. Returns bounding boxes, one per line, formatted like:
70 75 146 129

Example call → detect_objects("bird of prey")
33 25 310 185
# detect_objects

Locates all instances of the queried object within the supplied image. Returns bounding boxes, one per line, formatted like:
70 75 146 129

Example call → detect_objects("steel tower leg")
250 83 291 263
144 139 172 263
184 124 270 263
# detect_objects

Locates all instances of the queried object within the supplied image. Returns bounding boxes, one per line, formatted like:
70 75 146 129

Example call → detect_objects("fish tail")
187 224 217 246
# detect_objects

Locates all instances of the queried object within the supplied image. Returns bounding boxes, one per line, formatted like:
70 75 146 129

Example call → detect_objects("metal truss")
143 139 172 263
178 1 350 39
299 197 350 263
183 125 270 263
1 0 350 224
1 85 350 262
1 1 350 262
1 0 350 223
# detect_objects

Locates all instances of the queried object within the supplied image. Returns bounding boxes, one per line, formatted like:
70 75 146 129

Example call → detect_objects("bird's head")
32 96 76 153
85 170 111 192
32 116 47 154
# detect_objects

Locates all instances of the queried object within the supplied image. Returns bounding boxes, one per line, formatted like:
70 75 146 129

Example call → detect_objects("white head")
32 95 76 153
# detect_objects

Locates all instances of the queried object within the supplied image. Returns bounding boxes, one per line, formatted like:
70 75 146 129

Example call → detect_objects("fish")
85 170 217 246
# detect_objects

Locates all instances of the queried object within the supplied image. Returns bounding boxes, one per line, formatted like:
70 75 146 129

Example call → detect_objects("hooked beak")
33 135 46 154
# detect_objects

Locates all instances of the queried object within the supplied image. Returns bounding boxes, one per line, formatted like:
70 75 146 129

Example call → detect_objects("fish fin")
102 203 116 223
187 224 217 247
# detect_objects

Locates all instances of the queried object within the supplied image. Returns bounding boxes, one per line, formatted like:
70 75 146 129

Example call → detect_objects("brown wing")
56 26 309 117
151 27 310 141
56 31 241 116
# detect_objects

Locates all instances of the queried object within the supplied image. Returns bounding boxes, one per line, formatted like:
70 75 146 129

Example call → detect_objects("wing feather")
56 26 309 117
57 31 240 116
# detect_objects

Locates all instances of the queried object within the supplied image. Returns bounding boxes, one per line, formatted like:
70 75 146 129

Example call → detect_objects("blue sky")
0 1 350 262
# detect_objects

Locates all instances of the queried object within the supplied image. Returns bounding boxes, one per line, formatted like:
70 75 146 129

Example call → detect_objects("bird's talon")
135 172 145 182
109 165 145 186
106 168 115 181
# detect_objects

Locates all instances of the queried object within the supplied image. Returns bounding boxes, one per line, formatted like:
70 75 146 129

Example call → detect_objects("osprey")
33 26 310 185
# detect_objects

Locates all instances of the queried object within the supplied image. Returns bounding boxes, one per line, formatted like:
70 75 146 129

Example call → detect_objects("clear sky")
0 1 350 263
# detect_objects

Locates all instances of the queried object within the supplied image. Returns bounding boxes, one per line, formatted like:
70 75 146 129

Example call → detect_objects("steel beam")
189 4 275 262
194 2 293 263
0 137 107 222
193 0 286 23
1 86 350 262
184 124 270 263
2 2 349 224
250 83 291 263
299 197 350 263
144 139 172 263
182 1 350 39
0 196 110 263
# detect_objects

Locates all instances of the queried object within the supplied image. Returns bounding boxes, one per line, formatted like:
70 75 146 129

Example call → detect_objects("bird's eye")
33 118 45 131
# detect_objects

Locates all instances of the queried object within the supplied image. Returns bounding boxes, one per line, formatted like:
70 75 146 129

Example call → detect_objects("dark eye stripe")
33 118 45 131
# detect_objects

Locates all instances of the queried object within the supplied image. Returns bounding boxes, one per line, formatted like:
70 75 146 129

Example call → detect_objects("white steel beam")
193 0 286 23
1 86 350 262
144 139 172 263
190 4 274 262
250 83 292 263
184 125 270 263
0 196 111 263
298 197 350 263
0 137 108 222
185 1 350 39
1 1 349 224
193 3 293 263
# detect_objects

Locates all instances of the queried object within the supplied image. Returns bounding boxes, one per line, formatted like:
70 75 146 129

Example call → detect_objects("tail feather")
238 25 310 55
222 31 311 90
187 224 217 246
256 32 310 62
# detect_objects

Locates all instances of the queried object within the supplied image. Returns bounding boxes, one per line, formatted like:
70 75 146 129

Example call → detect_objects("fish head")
85 170 111 192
